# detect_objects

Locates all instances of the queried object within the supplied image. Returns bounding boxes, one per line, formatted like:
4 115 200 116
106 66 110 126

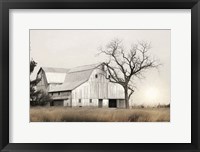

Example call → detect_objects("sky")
30 30 170 106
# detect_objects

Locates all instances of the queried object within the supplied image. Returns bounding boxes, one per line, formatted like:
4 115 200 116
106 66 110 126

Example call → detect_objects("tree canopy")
99 39 160 108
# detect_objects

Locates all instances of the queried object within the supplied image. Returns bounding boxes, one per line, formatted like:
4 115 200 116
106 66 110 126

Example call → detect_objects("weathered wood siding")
72 67 124 100
36 70 64 93
50 91 71 100
50 91 72 107
36 70 48 92
72 82 89 99
71 99 109 107
108 83 124 99
64 99 71 107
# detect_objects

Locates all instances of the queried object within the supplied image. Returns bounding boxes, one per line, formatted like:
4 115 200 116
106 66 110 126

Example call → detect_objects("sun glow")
145 87 159 102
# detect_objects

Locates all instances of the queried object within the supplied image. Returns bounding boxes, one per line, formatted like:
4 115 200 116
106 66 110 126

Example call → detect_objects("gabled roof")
37 67 69 84
39 67 69 73
49 63 101 92
68 63 100 73
45 73 67 84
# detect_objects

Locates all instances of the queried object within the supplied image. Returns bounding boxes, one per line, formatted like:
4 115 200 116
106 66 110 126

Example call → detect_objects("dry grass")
30 107 170 122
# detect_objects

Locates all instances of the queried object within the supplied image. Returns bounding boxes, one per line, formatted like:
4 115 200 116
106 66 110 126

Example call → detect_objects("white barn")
36 63 125 108
36 67 69 92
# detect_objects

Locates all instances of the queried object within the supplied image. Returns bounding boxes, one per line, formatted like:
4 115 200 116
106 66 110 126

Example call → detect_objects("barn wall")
50 91 72 107
71 67 125 108
50 91 71 101
71 98 91 107
64 99 71 107
103 99 109 107
89 68 124 99
108 83 124 99
72 82 90 99
89 68 107 99
71 98 109 107
36 70 49 92
72 67 124 100
50 91 71 97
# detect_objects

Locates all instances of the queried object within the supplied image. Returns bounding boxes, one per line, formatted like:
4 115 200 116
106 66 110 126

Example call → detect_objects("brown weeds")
30 107 170 122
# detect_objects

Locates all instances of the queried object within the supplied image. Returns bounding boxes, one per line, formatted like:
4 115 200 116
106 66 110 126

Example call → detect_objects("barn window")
79 99 81 103
95 74 98 78
51 93 53 96
58 92 60 95
90 99 92 103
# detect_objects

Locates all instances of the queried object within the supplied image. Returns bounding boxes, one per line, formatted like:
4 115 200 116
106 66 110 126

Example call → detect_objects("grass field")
30 107 170 122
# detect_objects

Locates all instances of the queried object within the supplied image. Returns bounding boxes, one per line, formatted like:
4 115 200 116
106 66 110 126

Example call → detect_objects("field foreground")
30 107 170 122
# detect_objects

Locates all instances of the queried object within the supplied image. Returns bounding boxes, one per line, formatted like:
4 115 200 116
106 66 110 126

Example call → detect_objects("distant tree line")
131 103 170 109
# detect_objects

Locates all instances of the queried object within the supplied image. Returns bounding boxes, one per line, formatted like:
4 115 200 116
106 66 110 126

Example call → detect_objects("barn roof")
68 63 100 73
40 67 69 73
45 73 67 84
49 63 101 92
37 67 70 84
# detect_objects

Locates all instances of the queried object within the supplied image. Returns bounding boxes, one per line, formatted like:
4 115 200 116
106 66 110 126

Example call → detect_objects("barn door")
109 99 117 108
98 99 103 108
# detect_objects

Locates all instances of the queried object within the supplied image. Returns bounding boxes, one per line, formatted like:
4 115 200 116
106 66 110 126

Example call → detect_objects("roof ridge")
42 66 69 70
41 63 101 71
68 63 102 73
70 62 101 68
68 68 96 74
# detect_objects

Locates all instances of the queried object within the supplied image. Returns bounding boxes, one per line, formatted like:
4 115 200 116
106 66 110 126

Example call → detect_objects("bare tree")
99 39 160 109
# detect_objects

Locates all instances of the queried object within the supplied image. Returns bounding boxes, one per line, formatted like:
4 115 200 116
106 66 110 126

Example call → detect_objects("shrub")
30 91 52 106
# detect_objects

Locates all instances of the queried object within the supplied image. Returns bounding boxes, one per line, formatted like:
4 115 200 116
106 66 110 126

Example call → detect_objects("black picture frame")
0 0 200 151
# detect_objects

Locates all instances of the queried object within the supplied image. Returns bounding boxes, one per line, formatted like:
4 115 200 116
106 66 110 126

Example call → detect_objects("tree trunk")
124 87 129 109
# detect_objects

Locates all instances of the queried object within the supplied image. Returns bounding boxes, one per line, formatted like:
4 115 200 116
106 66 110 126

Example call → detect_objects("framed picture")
0 0 200 151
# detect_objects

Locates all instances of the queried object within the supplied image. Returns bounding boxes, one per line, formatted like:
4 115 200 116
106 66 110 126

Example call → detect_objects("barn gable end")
36 67 69 92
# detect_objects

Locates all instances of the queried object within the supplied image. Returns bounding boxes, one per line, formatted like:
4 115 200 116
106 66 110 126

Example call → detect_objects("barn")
36 63 125 108
36 67 69 92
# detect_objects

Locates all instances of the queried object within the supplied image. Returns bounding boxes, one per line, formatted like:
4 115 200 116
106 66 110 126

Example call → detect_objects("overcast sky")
30 30 170 106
